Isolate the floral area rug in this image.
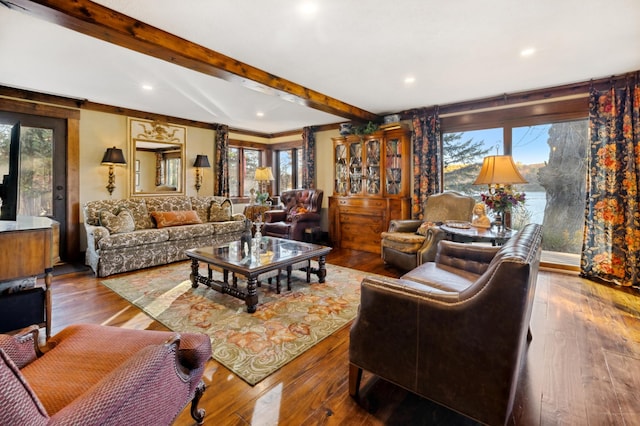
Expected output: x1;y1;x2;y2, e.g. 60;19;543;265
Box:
100;261;367;385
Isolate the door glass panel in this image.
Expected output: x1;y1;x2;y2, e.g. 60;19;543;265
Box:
0;125;53;216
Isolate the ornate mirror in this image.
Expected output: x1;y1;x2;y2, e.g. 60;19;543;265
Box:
129;118;186;195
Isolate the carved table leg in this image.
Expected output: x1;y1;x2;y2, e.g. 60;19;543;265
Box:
190;259;199;288
318;255;327;283
246;276;259;313
287;265;293;291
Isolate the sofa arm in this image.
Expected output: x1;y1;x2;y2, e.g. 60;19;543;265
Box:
50;336;206;425
84;223;110;248
0;325;41;368
388;219;423;233
231;213;246;222
435;240;500;275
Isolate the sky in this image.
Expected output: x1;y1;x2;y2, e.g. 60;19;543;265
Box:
455;125;552;164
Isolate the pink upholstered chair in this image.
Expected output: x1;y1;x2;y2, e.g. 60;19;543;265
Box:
0;324;212;425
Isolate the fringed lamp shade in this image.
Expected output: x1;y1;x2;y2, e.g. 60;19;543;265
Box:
254;166;275;182
473;155;527;187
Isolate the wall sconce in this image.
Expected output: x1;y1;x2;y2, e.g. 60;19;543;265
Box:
193;154;211;194
473;155;527;192
254;166;275;195
101;146;126;197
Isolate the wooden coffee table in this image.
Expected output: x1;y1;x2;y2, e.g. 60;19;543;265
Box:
185;236;332;313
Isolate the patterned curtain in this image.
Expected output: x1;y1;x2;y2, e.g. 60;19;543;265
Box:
302;126;316;189
411;111;441;219
215;124;229;197
581;76;640;288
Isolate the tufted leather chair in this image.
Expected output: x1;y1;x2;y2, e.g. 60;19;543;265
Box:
262;189;323;241
380;191;475;271
350;223;543;425
0;324;212;425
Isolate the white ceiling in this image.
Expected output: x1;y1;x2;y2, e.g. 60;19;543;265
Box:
1;0;639;134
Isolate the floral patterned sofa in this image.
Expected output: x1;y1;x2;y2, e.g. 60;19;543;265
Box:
84;196;250;277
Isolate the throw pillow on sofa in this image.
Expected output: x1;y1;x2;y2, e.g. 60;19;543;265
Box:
151;210;203;228
99;209;136;234
209;199;232;222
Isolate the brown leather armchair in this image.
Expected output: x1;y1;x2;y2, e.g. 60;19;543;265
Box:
262;189;323;241
381;191;475;271
1;324;212;425
350;223;543;425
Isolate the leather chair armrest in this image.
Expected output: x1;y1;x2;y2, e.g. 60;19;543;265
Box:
388;219;423;233
0;325;41;368
436;240;501;275
263;210;287;223
289;212;320;223
416;227;447;265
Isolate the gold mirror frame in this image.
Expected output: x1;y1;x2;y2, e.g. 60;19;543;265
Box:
129;118;186;196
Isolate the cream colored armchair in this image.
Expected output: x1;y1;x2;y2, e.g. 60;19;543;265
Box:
380;192;475;271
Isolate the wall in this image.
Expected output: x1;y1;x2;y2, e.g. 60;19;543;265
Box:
78;109;217;250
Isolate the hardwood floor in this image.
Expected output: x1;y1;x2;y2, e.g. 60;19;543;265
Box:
47;249;640;425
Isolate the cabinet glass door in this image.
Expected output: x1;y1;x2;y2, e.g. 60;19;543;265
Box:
348;141;363;195
385;137;402;194
335;143;347;195
365;138;381;195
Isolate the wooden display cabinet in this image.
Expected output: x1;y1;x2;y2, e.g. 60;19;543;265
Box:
329;127;411;254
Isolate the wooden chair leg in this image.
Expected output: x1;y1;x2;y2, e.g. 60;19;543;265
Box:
349;363;363;398
190;380;206;425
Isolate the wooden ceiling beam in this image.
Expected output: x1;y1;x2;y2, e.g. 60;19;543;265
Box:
7;0;379;123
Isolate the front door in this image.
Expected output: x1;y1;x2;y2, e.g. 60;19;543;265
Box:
0;113;67;259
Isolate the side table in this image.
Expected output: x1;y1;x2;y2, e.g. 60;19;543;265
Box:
440;224;515;246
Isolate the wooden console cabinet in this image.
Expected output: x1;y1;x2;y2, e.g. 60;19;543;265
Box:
329;127;411;254
0;216;55;339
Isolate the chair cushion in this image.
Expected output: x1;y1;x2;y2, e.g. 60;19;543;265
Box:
381;232;425;253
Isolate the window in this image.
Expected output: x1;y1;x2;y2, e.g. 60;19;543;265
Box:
442;115;588;264
275;147;303;193
228;146;262;197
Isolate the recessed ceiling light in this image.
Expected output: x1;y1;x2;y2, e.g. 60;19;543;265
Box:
298;2;318;17
256;111;264;118
141;84;153;91
520;48;536;57
404;76;416;85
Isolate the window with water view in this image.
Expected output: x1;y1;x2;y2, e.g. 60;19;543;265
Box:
443;118;588;264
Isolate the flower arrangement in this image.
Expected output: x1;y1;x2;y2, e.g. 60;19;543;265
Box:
481;187;526;214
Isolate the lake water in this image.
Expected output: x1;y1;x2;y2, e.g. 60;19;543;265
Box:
522;191;546;224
